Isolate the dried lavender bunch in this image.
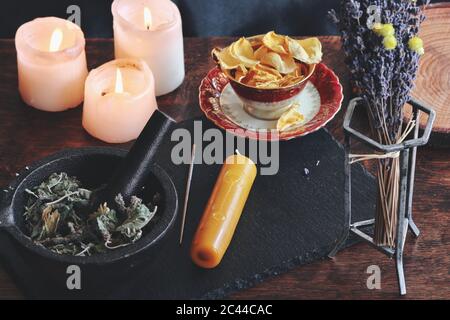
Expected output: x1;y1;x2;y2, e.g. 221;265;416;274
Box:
330;0;427;143
330;0;428;247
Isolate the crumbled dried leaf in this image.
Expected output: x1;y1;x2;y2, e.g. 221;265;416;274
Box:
24;172;158;256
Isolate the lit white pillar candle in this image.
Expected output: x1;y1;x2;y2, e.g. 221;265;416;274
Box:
15;17;88;111
112;0;185;96
82;58;158;143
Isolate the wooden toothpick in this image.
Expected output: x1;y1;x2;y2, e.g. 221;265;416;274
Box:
179;144;196;245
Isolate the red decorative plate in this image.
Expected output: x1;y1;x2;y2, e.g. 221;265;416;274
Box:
198;63;344;141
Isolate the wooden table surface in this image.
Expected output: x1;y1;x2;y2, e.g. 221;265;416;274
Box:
0;36;448;300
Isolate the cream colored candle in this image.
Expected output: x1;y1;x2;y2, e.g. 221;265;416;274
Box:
82;58;157;143
15;17;88;111
112;0;185;96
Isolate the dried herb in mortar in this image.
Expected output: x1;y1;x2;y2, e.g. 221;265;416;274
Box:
24;172;158;256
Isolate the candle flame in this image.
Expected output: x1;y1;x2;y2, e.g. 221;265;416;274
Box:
115;68;124;94
49;28;63;52
144;7;152;30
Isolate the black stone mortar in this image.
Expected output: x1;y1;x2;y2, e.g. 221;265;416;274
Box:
0;111;178;288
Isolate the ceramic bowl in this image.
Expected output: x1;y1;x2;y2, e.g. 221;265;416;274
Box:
214;35;316;120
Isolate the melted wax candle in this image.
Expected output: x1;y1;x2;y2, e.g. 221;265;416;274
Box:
15;17;88;111
112;0;185;96
82;58;157;143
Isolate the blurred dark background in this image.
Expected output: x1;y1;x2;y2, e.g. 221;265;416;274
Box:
0;0;446;38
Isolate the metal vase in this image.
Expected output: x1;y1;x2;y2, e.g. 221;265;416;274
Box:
328;97;436;295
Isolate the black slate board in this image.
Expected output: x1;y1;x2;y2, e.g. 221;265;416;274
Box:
0;117;375;299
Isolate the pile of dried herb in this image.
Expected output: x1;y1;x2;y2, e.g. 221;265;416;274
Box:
24;172;158;256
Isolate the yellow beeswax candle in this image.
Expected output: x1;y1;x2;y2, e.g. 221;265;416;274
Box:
191;154;257;268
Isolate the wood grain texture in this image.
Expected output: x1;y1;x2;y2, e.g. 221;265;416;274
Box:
0;36;448;300
409;3;450;134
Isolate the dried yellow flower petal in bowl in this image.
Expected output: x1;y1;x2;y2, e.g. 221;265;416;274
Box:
212;31;322;120
276;103;305;131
